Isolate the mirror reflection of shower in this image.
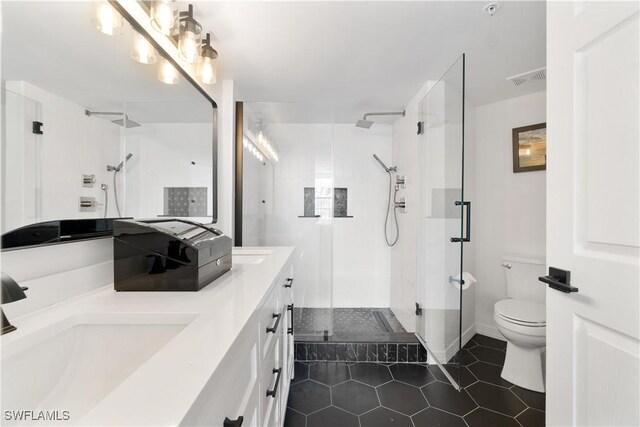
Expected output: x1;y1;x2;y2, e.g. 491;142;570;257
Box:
372;153;403;247
108;153;133;218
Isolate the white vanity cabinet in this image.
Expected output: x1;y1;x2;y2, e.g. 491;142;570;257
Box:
181;260;294;427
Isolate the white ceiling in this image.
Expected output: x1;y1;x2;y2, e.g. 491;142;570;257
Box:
197;1;546;123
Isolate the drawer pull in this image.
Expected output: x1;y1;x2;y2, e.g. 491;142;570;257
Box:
283;277;294;288
266;313;281;334
266;368;282;398
287;304;294;335
223;416;243;427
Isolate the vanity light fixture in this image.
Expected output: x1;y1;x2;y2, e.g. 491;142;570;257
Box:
132;31;157;64
150;0;179;36
158;58;180;84
178;4;202;64
197;33;218;85
91;1;123;36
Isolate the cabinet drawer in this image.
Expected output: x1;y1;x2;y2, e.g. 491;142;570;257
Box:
180;318;260;426
260;285;281;359
262;332;282;427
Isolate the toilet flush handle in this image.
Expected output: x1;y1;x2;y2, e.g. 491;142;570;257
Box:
501;263;512;269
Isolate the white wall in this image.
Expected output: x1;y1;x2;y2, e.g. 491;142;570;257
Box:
124;123;213;219
474;90;546;339
332;124;392;307
216;80;235;236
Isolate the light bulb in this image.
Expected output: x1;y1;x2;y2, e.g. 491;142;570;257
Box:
158;59;180;84
150;0;178;35
92;2;123;36
197;56;216;85
132;32;157;64
179;30;200;64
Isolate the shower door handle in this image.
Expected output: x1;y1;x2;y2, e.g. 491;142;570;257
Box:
450;201;471;243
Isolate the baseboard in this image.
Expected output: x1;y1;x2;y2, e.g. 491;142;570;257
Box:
423;323;477;363
475;323;506;341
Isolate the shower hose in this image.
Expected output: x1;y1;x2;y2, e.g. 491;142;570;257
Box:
384;170;400;246
113;170;123;218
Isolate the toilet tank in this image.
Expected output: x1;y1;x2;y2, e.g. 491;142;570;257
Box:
502;255;546;303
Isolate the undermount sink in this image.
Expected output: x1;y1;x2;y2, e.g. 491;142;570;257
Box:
233;249;272;264
1;313;196;425
233;254;266;264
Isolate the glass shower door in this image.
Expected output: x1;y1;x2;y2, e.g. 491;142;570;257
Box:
416;54;467;389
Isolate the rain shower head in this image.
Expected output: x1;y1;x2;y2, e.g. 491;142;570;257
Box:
111;117;141;128
355;110;406;129
85;110;141;128
356;119;374;129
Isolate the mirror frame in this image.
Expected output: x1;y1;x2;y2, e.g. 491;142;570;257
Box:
1;1;218;251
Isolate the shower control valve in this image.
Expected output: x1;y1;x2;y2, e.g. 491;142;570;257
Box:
396;175;406;188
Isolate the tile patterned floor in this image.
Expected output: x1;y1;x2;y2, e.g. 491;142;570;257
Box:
285;334;545;427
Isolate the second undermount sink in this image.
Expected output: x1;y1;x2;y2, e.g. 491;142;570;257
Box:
1;313;196;425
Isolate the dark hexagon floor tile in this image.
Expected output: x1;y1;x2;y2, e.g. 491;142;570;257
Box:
473;334;507;350
469;345;506;366
466;382;526;417
360;407;413;427
467;361;513;388
284;408;306;427
349;363;392;386
332;380;379;415
429;364;477;387
287;380;331;415
292;362;309;384
309;362;350;386
463;339;478;350
378;381;428;416
516;408;545;427
511;386;545;411
389;363;435;387
449;349;479;367
464;408;521;427
412;407;467;427
307;406;359;427
421;381;478;416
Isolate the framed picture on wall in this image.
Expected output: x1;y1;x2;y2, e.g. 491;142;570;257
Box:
512;122;547;173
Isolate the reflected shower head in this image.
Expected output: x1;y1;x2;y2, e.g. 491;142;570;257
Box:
85;110;141;128
355;110;406;129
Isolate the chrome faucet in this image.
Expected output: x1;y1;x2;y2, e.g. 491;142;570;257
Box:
1;272;28;335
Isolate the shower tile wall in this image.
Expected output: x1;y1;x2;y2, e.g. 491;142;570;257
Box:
163;187;207;216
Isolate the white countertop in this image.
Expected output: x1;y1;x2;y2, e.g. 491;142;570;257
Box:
1;247;294;426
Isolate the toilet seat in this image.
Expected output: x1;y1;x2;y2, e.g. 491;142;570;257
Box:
495;299;545;327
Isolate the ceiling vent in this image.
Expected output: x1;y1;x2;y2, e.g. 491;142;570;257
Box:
506;67;546;87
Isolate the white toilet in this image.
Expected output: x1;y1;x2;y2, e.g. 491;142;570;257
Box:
494;255;546;393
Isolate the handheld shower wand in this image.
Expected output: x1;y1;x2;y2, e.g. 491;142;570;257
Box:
108;153;133;217
373;154;400;246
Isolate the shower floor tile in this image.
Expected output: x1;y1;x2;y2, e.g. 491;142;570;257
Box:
294;307;407;335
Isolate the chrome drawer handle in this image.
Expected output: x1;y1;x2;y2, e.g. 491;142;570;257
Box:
266;313;281;334
266;368;282;398
283;277;294;288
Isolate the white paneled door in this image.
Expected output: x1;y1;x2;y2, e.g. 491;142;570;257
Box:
547;2;639;426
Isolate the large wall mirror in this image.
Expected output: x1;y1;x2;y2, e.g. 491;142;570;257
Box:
1;1;217;250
